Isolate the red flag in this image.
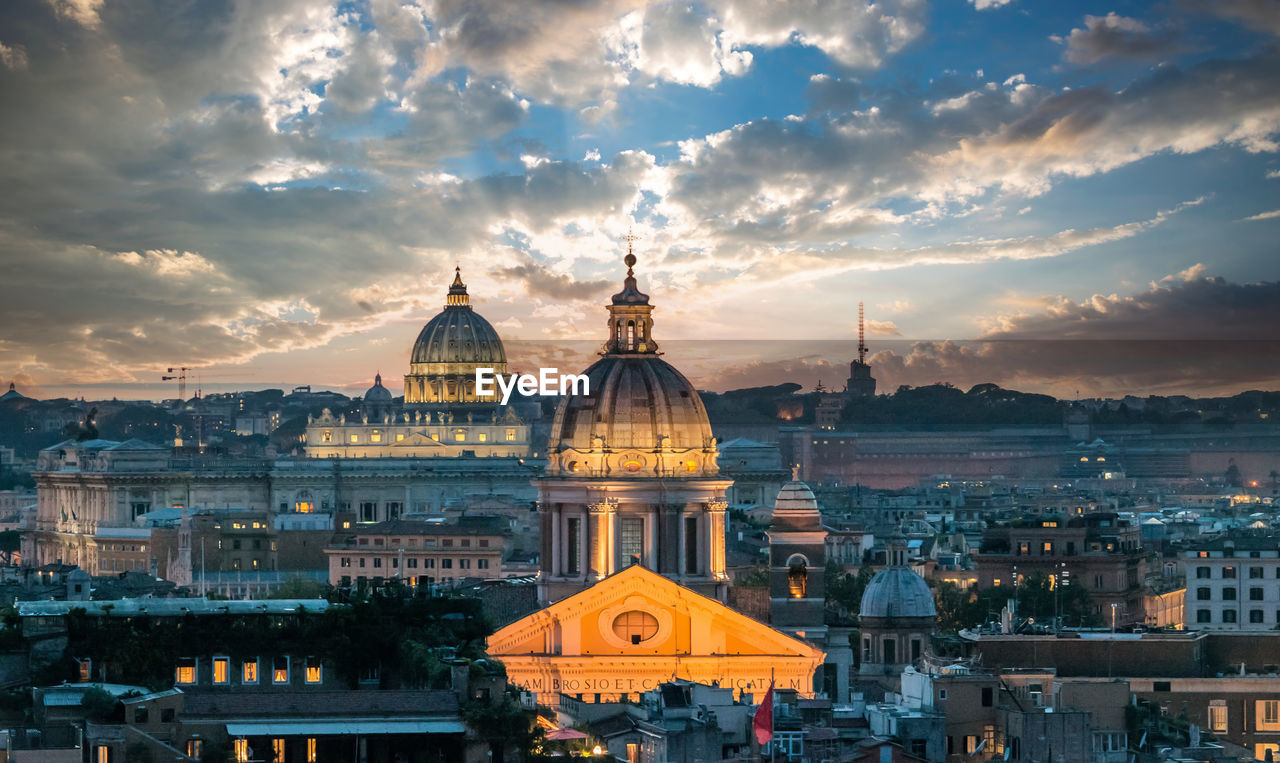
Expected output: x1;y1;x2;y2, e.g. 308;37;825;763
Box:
753;683;774;745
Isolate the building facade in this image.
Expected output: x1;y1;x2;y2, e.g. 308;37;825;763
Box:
1183;533;1280;631
324;518;507;588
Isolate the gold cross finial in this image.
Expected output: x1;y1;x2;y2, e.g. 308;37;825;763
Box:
623;226;640;275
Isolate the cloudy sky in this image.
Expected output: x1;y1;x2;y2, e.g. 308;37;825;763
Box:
1;0;1278;400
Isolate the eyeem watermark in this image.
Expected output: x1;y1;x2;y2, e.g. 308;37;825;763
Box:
476;368;589;405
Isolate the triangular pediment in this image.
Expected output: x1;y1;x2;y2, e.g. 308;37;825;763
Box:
488;565;823;661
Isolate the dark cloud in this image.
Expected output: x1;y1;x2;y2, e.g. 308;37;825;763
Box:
1056;14;1185;66
1180;0;1280;36
689;274;1280;397
982;270;1280;341
497;263;615;301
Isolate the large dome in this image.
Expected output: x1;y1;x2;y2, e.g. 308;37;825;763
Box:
544;249;718;478
409;270;506;366
404;268;509;405
859;567;937;620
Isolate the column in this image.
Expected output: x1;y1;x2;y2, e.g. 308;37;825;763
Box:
608;510;621;576
676;505;686;579
707;499;727;581
577;508;588;580
550;504;562;577
646;507;659;570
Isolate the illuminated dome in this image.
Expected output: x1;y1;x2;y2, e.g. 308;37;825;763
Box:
546;250;718;478
409;268;506;366
769;477;823;531
404;268;508;405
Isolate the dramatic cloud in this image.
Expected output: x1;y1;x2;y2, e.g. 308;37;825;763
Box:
0;0;1274;397
1054;14;1184;65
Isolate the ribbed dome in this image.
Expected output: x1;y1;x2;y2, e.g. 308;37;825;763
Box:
859;567;937;620
770;480;822;531
544;246;719;478
410;308;506;365
550;355;714;452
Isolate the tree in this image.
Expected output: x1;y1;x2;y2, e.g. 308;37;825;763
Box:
80;686;120;722
827;564;875;616
1224;462;1242;487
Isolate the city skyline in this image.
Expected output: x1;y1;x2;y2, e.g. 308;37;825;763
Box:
1;0;1279;400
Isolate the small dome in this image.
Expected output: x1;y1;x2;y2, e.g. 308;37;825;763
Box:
769;479;822;531
364;373;393;402
409;268;506;367
859;567;937;620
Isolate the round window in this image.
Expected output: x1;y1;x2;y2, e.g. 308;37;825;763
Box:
612;611;659;645
623;459;642;472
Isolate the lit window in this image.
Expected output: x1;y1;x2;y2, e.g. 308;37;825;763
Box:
234;739;249;762
1258;700;1280;731
370;431;382;443
993;578;1002;587
506;429;516;441
212;657;229;685
307;737;318;762
305;656;322;684
1209;701;1227;732
321;431;332;443
187;740;203;757
349;434;358;443
431;433;439;441
685;460;697;472
175;658;196;685
294;501;313;513
477;432;487;442
242;659;258;684
454;432;465;442
396;433;404;442
272;656;289;684
96;746;110;763
273;739;285;761
78;658;92;682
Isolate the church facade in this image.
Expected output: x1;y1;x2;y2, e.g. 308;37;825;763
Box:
487;565;824;708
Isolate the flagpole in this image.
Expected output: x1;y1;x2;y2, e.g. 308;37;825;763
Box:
770;668;776;763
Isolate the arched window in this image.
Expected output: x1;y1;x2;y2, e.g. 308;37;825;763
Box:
787;556;808;599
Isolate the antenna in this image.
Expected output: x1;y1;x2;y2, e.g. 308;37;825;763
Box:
857;302;867;365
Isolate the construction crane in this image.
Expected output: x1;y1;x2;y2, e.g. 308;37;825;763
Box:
163;367;191;401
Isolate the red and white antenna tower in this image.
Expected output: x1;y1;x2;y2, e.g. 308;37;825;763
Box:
857;302;868;365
